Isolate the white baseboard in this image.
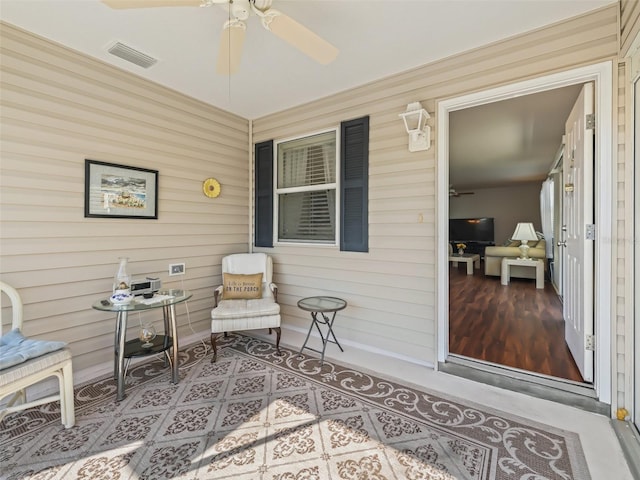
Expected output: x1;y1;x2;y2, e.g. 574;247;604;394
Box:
4;327;431;406
2;331;210;406
251;323;434;369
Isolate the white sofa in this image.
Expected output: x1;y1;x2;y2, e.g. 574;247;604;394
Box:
484;239;546;279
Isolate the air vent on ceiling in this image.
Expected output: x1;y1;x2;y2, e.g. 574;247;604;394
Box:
107;42;157;69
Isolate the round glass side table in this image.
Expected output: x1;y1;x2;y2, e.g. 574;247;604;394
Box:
297;296;347;365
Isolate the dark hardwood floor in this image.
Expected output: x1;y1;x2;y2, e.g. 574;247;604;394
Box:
449;262;585;383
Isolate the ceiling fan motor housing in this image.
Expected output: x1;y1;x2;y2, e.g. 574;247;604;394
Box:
231;0;251;20
251;0;273;12
225;0;273;21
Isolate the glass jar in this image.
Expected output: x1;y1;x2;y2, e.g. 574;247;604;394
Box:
113;257;131;293
139;322;157;348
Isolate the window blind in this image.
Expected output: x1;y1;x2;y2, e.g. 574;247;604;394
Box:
277;130;337;243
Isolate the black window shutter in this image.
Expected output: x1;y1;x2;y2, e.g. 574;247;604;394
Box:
340;116;369;252
255;140;274;248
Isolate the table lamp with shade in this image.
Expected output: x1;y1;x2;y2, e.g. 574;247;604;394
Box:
511;222;538;259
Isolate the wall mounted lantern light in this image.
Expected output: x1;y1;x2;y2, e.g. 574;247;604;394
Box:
399;101;431;152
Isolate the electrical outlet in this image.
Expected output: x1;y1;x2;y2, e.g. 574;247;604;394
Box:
169;263;185;276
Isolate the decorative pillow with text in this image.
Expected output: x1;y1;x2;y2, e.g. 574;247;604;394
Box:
223;272;263;299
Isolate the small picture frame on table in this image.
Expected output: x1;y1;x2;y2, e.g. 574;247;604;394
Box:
84;159;158;219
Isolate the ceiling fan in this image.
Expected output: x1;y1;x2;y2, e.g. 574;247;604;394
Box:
449;186;475;197
101;0;339;75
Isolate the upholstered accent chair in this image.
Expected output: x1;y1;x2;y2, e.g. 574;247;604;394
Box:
210;253;281;362
0;281;75;428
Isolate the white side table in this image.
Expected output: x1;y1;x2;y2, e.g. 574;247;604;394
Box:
501;258;544;289
449;253;481;275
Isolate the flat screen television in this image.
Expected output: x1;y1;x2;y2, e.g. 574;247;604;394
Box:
449;217;495;243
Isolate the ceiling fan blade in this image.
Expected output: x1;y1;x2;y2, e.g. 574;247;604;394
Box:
216;21;246;75
101;0;202;8
262;11;338;65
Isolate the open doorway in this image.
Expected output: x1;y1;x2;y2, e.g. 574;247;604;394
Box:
446;84;585;383
436;62;613;405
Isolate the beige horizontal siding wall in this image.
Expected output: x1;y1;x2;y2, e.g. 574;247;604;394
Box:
0;23;249;377
621;0;640;56
252;5;620;367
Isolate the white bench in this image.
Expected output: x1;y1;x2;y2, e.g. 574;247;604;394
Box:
0;282;75;428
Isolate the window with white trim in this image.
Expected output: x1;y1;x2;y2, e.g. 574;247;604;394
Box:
275;130;338;244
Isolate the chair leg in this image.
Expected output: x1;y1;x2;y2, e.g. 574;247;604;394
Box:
274;327;282;356
60;362;75;428
6;389;26;408
210;333;218;363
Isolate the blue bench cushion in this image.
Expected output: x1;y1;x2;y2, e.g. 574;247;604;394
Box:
0;328;67;370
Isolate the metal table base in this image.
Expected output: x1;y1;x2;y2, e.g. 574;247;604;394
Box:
93;290;191;401
299;310;344;365
297;296;347;365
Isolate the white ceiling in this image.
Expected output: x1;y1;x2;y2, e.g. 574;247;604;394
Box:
0;0;613;120
0;0;614;189
449;84;583;190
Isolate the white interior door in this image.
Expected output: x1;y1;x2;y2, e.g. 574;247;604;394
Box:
562;83;594;382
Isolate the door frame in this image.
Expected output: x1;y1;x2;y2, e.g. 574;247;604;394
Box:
630;47;640;430
435;61;613;405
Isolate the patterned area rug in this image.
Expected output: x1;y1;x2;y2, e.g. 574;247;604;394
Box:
1;334;591;480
